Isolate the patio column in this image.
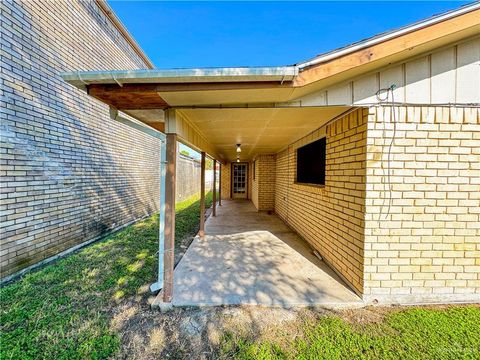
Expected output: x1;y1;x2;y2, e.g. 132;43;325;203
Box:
219;163;222;206
199;151;206;237
213;159;217;216
163;133;177;303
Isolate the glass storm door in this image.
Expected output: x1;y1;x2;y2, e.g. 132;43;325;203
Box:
232;163;248;199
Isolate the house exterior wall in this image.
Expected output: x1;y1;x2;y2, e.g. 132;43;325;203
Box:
221;161;253;200
0;0;159;279
252;160;259;208
275;108;368;294
248;161;253;200
220;163;231;200
252;154;276;211
363;105;480;303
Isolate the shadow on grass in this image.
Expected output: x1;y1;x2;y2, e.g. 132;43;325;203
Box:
0;191;215;359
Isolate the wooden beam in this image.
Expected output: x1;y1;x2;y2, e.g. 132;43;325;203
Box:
199;152;206;237
146;122;165;133
163;134;177;303
213;160;217;217
88;81;292;94
88;85;169;110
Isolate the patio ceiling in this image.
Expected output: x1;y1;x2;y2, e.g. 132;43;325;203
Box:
179;107;351;161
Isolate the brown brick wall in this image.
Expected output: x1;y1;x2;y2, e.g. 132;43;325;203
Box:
252;154;276;211
0;0;159;279
275;109;368;294
363;106;480;303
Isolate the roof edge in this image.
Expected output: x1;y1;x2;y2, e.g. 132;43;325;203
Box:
95;0;155;69
297;1;480;69
60;67;298;88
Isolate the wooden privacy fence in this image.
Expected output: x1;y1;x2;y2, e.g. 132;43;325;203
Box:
176;154;213;202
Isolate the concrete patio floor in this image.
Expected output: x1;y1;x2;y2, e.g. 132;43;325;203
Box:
160;200;363;308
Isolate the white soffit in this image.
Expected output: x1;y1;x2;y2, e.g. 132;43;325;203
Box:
180;106;351;161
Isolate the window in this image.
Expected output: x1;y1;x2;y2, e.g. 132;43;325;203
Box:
296;137;326;185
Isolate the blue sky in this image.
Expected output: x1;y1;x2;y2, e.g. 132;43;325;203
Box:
108;1;468;69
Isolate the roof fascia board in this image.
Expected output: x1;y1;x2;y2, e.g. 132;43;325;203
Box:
294;8;480;87
297;2;480;69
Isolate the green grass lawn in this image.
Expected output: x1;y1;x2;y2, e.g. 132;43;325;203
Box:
0;191;213;359
1;190;479;359
221;306;480;360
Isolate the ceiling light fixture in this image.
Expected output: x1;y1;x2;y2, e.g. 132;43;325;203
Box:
236;144;242;153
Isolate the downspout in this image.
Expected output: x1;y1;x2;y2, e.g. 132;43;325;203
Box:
108;107;167;293
150;138;166;293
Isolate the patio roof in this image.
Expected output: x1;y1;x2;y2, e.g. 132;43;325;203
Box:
60;3;479;161
62;3;479;106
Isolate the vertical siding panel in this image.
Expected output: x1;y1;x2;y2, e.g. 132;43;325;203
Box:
327;83;351;105
299;90;327;106
431;47;456;103
379;65;405;102
353;73;379;104
456;38;480;103
405;56;431;103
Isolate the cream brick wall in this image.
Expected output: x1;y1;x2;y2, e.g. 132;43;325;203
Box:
364;106;480;303
252;160;259;208
221;162;253;200
275;109;368;294
0;0;159;278
252;155;276;211
220;162;231;200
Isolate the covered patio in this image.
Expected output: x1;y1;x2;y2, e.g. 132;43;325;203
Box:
61;66;366;306
161;199;362;307
59;11;480;305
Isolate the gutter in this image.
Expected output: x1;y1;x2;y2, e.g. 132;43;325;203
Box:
95;0;155;69
61;66;298;89
297;1;480;69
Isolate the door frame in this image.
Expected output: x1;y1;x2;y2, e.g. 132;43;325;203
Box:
230;162;249;199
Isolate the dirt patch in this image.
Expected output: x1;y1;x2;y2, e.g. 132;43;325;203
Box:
110;299;479;360
112;304;310;359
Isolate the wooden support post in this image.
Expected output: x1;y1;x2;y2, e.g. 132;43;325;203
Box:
163;134;177;303
219;163;222;206
212;160;217;216
199;152;206;237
